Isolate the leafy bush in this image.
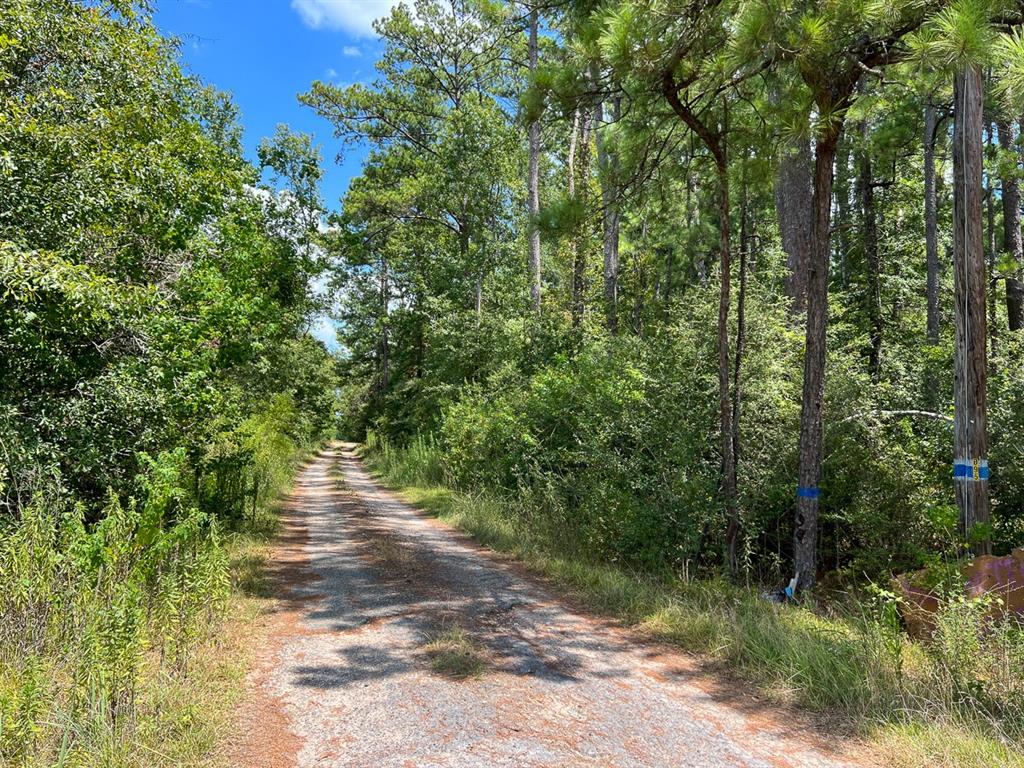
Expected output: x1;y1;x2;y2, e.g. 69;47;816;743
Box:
0;3;340;763
429;281;996;580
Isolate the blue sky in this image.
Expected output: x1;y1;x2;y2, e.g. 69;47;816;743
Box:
155;1;406;349
154;0;400;208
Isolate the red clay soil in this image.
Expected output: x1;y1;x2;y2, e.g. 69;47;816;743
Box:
227;473;319;768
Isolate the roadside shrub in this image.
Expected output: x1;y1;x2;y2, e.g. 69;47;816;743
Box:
365;431;445;487
0;453;229;765
364;431;1024;755
919;595;1024;740
431;279;1014;580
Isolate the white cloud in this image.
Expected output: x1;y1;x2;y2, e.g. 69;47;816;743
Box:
291;0;399;36
309;273;341;350
326;67;338;79
342;45;362;57
310;316;339;350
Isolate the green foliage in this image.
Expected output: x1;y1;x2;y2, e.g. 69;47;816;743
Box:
423;274;994;580
326;0;1024;758
366;435;1024;758
926;0;999;70
1;0;340;510
0;2;340;762
441;334;718;568
8;0;1024;762
994;27;1024;105
0;404;317;763
0;468;228;764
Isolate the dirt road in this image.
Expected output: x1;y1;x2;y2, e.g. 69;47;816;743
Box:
230;444;872;768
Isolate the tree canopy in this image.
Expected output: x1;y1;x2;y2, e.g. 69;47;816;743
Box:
324;0;1024;586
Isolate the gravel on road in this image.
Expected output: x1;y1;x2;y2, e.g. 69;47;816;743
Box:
230;444;875;768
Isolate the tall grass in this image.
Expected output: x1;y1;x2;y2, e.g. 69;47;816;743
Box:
0;481;227;765
364;431;445;487
362;433;1024;768
0;419;315;766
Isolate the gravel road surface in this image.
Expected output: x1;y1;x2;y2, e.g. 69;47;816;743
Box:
230;444;873;768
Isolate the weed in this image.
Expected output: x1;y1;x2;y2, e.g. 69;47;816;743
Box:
369;534;414;567
423;626;486;679
0;437;315;766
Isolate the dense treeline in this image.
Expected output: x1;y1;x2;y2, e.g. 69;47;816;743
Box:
3;0;1024;763
0;2;338;763
325;0;1024;588
320;0;1024;757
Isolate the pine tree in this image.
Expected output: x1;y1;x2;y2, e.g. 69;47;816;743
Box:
734;0;931;590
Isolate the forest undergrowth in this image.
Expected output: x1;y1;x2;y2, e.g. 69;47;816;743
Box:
363;434;1024;768
1;3;341;763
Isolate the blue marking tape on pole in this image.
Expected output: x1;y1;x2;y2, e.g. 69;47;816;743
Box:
953;458;989;481
796;486;821;499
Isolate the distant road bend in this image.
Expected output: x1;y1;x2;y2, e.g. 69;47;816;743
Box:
231;443;873;768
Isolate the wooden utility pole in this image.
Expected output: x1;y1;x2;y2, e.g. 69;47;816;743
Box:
952;65;991;555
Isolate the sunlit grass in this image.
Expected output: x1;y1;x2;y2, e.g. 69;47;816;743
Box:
2;526;275;768
361;437;1024;768
423;626;486;680
872;722;1024;768
0;438;314;768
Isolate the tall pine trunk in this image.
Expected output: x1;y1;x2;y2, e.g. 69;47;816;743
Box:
570;108;589;334
858;107;882;380
661;74;739;574
1001;117;1024;331
594;87;621;333
987;120;998;356
662;248;675;315
377;254;391;395
775;128;813;314
835;136;852;290
527;7;541;311
715;162;739;575
952;65;991;556
793;124;840;592
733;172;749;496
925;103;941;347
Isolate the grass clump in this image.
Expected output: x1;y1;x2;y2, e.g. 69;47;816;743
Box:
362;434;1024;768
423;626;486;680
872;722;1024;768
369;533;415;567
